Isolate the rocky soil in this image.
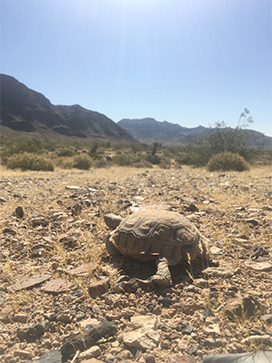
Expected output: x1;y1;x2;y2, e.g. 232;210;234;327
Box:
0;166;271;363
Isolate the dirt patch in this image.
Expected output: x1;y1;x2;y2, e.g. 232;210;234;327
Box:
0;166;271;362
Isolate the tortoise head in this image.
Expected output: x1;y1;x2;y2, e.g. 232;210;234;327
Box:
104;213;124;230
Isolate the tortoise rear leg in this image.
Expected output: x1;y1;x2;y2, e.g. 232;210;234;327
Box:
150;256;172;286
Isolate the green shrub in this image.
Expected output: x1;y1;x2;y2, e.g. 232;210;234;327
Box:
133;160;153;168
73;154;93;170
207;152;250;172
1;139;44;157
112;154;132;166
146;154;161;165
54;157;74;169
57;148;75;157
94;159;108;168
6;152;54;171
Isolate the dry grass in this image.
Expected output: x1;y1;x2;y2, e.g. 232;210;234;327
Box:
0;165;271;361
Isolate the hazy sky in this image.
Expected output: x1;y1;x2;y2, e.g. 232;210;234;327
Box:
1;0;272;136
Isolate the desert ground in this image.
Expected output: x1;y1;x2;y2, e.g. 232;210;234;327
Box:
0;165;271;363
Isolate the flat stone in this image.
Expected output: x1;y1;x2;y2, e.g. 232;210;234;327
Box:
203;351;272;363
12;273;51;291
41;278;74;294
14;350;32;359
13;313;28;323
61;320;117;359
203;266;235;278
203;324;221;336
123;328;160;350
130;314;158;330
116;350;134;360
80;318;100;329
122;314;159;350
241;335;272;345
2;227;16;235
173;300;204;315
0;305;13;322
79;345;101;360
65;186;80;190
210;246;223;256
244;261;272;272
88;278;110;298
32;349;62;363
30;217;48;227
261;314;272;324
225;295;264;320
69;263;96;276
0;292;7;305
246;218;259;226
167;356;192;363
194;278;209;288
15;206;24;218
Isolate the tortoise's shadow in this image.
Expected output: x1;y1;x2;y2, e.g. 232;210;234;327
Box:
109;255;206;287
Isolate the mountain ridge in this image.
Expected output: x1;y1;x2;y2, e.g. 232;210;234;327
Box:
1;74;271;149
118;118;272;149
0;74;135;142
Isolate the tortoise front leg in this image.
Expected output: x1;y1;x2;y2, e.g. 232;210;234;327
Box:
151;256;172;286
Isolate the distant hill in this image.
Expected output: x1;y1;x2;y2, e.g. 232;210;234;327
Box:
118;118;272;149
0;74;136;143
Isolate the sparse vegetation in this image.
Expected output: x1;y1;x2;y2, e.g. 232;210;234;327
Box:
6;152;54;171
73;154;93;170
0;165;271;362
0;110;270;173
207;151;250;172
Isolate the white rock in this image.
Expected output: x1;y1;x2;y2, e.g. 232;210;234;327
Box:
123;328;160;350
130;314;158;330
79;345;101;359
122;314;160;350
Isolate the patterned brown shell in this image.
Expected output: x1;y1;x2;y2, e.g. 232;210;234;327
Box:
109;209;206;265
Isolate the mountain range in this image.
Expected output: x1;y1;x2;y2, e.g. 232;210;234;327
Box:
118;118;209;145
0;74;135;142
118;118;272;149
1;74;271;149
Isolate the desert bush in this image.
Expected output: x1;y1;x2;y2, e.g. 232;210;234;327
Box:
182;109;258;167
73;154;93;169
207;152;250;171
133;160;153;168
131;143;148;153
6;152;54;171
112;154;132;166
159;161;171;169
57;148;75;157
94;159;108;168
1;138;44;157
54;157;74;169
146;154;161;165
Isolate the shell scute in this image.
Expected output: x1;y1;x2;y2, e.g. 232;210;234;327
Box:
110;210;207;264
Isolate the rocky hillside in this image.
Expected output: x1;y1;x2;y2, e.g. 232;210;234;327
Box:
118;118;272;149
0;74;135;143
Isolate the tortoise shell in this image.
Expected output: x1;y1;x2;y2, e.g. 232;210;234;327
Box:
109;209;207;265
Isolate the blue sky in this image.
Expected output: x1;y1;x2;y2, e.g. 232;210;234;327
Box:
1;0;272;136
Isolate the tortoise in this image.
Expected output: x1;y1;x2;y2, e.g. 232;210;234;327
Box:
104;209;208;286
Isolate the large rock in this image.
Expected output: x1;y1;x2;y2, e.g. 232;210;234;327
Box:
32;350;62;363
61;320;117;359
203;351;272;363
225;295;265;320
122;314;160;350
